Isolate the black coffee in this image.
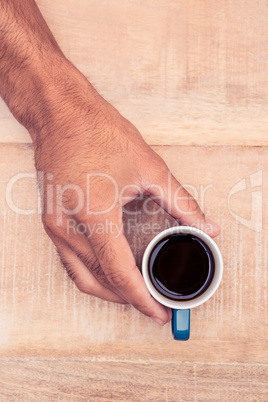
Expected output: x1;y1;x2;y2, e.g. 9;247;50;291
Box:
149;234;214;301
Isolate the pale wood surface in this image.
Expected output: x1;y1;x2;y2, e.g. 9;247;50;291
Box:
1;0;268;400
0;144;268;400
0;360;267;401
1;0;268;145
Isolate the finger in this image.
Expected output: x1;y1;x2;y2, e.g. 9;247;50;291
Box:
46;228;126;304
148;170;221;238
83;210;171;325
44;215;126;295
65;219;172;324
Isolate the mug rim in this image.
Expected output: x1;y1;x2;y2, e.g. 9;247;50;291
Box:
142;226;223;309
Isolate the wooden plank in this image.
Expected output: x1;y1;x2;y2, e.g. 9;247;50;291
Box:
0;360;267;401
1;0;268;145
0;144;267;365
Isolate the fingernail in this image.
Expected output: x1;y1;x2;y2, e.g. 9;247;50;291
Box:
151;317;166;326
205;217;221;235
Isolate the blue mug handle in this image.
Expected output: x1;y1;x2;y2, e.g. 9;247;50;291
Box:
172;309;191;341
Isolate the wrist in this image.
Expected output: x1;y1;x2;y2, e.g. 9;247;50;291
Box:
6;53;99;139
0;0;101;142
0;46;67;128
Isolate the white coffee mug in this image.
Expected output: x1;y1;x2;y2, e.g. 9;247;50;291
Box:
142;226;223;340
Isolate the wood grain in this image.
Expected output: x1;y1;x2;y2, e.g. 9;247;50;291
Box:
1;0;268;145
0;144;267;367
1;1;268;398
0;360;267;401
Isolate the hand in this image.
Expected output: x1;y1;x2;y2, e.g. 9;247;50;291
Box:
30;63;220;326
0;0;220;325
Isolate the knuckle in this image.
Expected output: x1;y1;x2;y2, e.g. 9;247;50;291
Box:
105;269;129;289
129;287;152;311
74;280;91;294
132;300;150;313
150;157;169;181
184;195;200;214
75;208;90;223
97;242;110;260
176;187;201;215
95;240;115;263
60;187;81;211
140;151;169;187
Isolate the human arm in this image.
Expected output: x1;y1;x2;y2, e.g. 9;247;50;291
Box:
0;0;220;325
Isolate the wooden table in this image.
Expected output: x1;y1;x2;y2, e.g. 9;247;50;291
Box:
0;1;267;400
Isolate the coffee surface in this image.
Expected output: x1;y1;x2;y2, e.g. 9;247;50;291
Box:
149;234;214;301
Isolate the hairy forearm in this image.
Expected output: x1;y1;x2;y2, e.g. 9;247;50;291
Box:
0;0;62;126
0;0;95;138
